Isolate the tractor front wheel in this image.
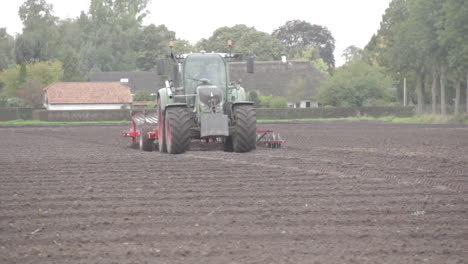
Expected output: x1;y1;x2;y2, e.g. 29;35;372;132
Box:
232;105;256;153
165;107;194;154
158;99;167;153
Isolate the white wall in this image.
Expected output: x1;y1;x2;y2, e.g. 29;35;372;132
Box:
46;104;131;110
299;100;318;108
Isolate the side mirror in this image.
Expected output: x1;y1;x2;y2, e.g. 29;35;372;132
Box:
246;56;254;73
156;59;165;75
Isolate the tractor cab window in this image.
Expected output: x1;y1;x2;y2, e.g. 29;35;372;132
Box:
183;54;227;95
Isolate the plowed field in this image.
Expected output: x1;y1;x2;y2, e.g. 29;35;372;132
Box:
1;121;467;263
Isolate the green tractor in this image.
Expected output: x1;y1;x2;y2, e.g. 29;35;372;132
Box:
153;42;256;154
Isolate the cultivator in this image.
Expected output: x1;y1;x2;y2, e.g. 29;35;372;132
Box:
123;110;285;151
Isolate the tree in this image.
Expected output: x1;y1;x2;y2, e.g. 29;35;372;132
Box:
0;60;63;97
136;24;175;71
342;46;363;64
16;0;59;63
439;0;468;113
17;79;44;108
172;39;193;54
318;61;394;107
79;0;151;72
0;28;15;71
27;60;63;86
62;51;84;81
292;44;330;75
273;20;336;68
196;25;283;61
0;66;22;97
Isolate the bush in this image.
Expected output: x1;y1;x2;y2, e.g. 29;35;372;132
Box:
258;95;287;108
318;61;394;107
133;90;156;101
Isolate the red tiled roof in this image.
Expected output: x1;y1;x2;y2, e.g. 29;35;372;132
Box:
44;82;132;104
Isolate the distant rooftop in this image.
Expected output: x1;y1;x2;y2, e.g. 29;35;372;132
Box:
44;82;132;104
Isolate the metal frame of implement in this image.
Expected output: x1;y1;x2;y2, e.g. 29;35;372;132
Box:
123;110;285;149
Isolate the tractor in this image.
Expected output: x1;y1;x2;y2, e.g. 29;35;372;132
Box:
144;41;256;154
123;41;284;154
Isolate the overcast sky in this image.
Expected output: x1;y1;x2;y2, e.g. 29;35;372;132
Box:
0;0;391;66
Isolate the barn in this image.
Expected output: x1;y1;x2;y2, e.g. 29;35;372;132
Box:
43;82;132;110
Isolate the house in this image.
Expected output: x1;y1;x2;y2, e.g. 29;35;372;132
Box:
288;100;319;108
43;82;132;110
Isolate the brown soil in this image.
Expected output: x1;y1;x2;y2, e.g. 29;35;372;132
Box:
1;121;467;263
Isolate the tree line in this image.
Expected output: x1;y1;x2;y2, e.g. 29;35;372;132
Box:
0;0;336;107
364;0;467;114
1;0;465;114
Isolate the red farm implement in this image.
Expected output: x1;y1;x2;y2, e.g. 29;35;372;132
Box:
123;110;285;152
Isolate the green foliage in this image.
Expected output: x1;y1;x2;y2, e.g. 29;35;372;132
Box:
19;64;27;85
62;51;84;81
16;0;59;64
27;60;63;86
136;24;176;71
311;59;330;76
133;90;156;101
248;91;259;106
273;20;336;68
258;95;287;108
172;39;193;54
17;79;44;108
365;0;468;113
0;60;63;98
292;45;330;75
318;61;394;107
0;28;14;71
0;66;22;97
439;0;468;75
342;46;364;64
196;25;283;61
78;0;152;72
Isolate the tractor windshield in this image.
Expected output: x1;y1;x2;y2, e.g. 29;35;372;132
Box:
183;54;227;95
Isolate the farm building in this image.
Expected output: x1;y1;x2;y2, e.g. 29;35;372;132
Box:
90;60;324;108
90;72;162;95
43;82;132;110
229;60;324;108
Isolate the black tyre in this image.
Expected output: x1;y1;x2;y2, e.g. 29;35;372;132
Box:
158;99;167;153
139;125;154;151
223;136;233;152
165;107;194;154
232;105;257;153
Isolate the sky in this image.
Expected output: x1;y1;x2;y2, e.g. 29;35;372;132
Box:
0;0;391;66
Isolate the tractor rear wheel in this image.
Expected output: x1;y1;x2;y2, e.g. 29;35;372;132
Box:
139;125;154;151
158;99;167;153
165;107;194;154
232;105;256;153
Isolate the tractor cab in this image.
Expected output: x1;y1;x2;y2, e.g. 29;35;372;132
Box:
182;54;228;110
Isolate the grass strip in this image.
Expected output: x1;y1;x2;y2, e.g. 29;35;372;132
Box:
1;114;467;126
